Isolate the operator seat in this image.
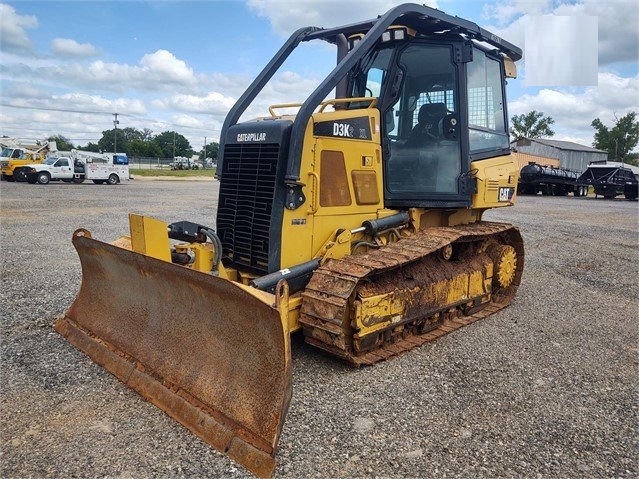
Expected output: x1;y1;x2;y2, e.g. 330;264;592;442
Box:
406;102;447;147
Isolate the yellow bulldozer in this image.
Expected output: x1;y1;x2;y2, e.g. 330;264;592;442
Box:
56;4;524;477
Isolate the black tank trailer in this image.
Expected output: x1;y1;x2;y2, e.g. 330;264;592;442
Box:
518;162;589;196
577;162;639;200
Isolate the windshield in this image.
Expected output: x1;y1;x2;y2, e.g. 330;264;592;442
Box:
1;148;14;157
44;157;58;165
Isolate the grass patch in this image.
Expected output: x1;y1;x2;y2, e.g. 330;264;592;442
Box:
130;168;216;177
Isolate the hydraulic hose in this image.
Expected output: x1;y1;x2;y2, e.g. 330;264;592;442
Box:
201;227;223;272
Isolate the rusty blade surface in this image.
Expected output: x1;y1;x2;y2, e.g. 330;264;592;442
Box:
55;232;291;477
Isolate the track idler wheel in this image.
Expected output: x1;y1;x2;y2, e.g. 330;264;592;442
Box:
488;244;517;288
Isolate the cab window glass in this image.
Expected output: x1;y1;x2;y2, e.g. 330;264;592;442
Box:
383;44;461;195
467;49;508;153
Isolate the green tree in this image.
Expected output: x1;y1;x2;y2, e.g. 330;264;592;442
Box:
47;134;74;151
80;142;101;153
510;110;555;140
591;112;639;166
140;128;154;141
96;127;150;155
97;128;120;154
199;141;219;160
127;139;148;157
153;131;193;158
128;139;163;158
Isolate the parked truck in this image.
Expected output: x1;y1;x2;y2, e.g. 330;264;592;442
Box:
25;151;130;185
0;139;57;181
518;162;589;196
171;156;199;170
577;161;639;200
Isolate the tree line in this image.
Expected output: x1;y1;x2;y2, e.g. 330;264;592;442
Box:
510;110;638;166
48;128;219;160
46;110;637;165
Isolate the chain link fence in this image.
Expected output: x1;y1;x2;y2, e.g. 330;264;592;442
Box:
128;157;216;170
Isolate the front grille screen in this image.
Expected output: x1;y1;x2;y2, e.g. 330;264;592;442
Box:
217;143;279;274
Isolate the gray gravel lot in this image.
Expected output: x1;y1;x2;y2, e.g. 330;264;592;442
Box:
1;179;637;478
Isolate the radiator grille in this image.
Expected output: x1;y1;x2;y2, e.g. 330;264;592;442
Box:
217;143;279;274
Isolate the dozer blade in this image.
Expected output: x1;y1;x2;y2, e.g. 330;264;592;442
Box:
55;230;291;478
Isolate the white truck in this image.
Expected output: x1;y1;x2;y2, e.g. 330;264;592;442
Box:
25;151;130;185
0;139;57;181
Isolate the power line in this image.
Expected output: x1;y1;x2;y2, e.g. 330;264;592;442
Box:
1;104;219;133
0;103;135;116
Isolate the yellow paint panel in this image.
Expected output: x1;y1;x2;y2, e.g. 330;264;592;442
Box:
355;290;407;331
468;269;487;298
320;151;351;207
471;155;520;209
354;265;494;338
352;170;380;204
129;214;171;262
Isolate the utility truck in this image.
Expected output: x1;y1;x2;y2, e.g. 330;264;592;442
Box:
25;150;129;185
0;139;57;181
171;156;199;170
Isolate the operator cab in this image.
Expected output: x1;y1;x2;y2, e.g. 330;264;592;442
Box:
347;28;512;208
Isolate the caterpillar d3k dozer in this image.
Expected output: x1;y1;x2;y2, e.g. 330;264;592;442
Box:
55;4;524;477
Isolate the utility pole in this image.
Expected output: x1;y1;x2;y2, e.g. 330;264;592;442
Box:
113;113;119;154
204;136;207;161
173;131;176;159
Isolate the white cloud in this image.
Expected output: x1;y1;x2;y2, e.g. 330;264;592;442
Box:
5;93;147;117
483;0;638;66
153;91;236;115
553;0;639;65
3;49;200;94
0;3;38;54
171;114;206;129
51;38;99;58
1;92;148;143
55;93;147;115
150;70;324;126
482;0;552;25
77;50;197;89
509;72;639;146
140;50;196;84
246;0;438;36
3;82;49;99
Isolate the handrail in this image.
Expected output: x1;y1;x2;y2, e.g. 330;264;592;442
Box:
318;97;377;113
268;103;304;117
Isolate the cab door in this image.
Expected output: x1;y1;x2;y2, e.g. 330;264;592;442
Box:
53;158;73;179
378;42;467;208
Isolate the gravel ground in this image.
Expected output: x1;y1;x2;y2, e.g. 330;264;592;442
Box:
1;179;637;478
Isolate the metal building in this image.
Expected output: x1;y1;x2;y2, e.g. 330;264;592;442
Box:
511;138;608;173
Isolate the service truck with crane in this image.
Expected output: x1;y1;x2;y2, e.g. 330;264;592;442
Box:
24;150;129;185
0;139;57;181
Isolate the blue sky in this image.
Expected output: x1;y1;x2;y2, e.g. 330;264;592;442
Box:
1;0;637;152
